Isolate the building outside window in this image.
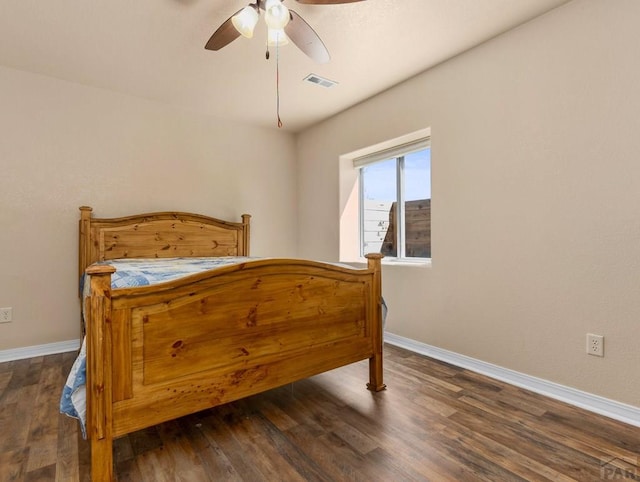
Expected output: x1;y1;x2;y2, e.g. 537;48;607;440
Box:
356;138;431;260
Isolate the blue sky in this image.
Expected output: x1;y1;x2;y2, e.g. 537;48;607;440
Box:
363;148;431;201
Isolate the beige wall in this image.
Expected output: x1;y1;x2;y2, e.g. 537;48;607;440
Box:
296;0;640;407
0;66;297;350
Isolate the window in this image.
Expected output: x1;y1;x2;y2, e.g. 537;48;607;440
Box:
356;138;431;260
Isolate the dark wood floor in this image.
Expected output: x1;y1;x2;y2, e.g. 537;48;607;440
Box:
1;345;639;481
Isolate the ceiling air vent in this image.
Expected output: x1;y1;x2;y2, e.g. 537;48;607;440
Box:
303;74;338;89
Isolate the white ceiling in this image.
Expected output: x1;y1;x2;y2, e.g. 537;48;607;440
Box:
0;0;571;132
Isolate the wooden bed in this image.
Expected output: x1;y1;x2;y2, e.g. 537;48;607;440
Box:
77;206;385;481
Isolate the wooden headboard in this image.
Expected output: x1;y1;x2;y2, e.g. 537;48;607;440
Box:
78;206;251;282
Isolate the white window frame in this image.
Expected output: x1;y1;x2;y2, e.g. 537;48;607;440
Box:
355;137;431;261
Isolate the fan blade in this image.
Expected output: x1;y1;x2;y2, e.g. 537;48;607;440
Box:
285;10;330;63
295;0;365;4
205;9;243;51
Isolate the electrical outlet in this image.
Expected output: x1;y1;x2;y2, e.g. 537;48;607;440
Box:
586;333;604;357
0;307;12;323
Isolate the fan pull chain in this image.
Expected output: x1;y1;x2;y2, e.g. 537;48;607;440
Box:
276;38;283;128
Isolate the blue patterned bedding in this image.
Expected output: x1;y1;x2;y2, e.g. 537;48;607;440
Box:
60;256;253;436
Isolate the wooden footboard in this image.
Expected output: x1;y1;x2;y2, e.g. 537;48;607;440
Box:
79;207;385;481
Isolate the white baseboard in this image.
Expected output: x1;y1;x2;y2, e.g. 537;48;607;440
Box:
385;332;640;428
0;339;80;363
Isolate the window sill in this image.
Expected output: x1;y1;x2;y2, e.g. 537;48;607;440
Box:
381;258;431;267
341;258;431;268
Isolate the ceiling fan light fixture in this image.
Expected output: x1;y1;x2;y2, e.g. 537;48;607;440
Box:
264;0;290;30
267;28;289;47
231;5;260;38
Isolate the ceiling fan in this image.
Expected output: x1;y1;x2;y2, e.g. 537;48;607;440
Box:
205;0;366;64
